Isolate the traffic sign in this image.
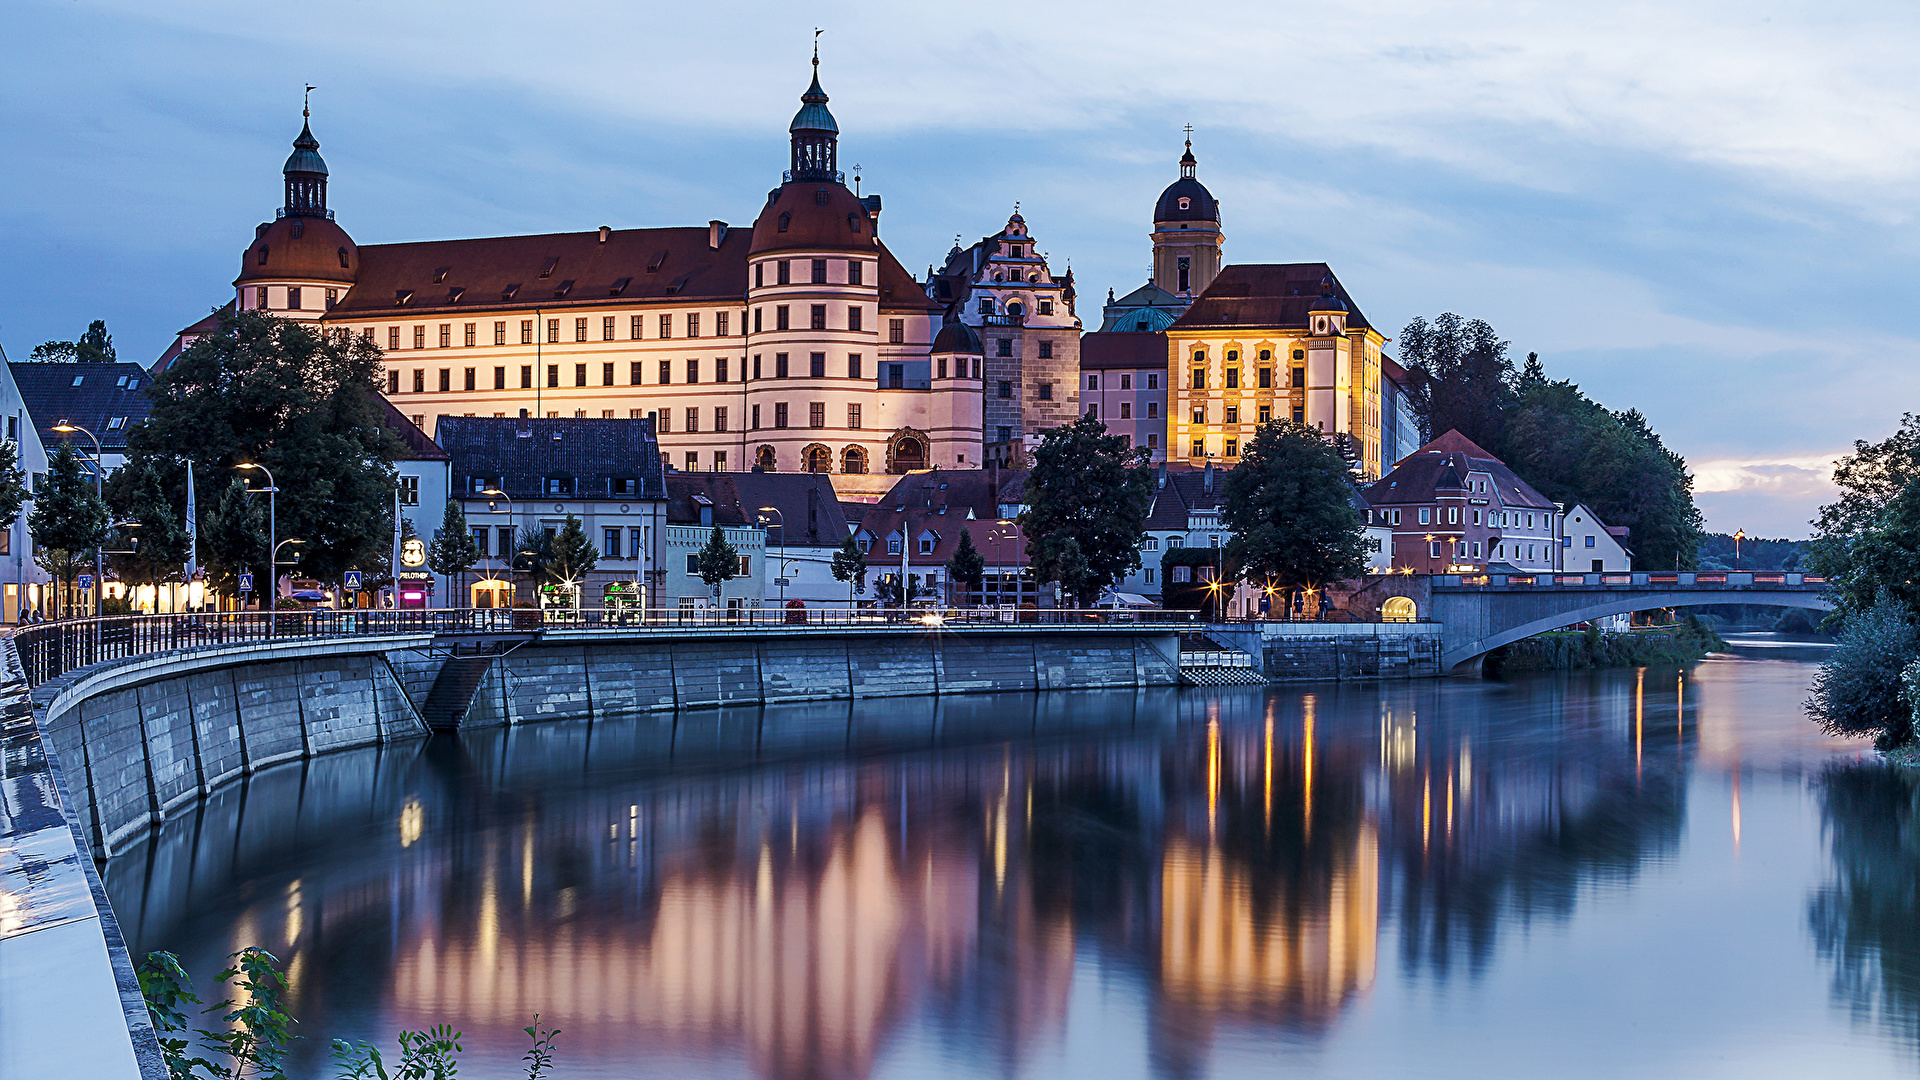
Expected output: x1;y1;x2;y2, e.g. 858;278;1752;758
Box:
77;574;92;590
238;573;254;593
773;577;791;588
344;571;363;590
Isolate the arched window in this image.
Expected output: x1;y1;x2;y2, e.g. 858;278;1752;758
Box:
842;445;868;474
778;212;791;233
804;444;832;473
1382;596;1418;622
756;445;777;472
890;436;926;474
1007;301;1024;319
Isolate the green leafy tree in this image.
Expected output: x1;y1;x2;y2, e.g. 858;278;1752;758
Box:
124;307;400;585
1807;596;1920;750
1399;313;1515;448
1809;414;1920;621
946;529;985;605
1222;420;1369;611
426;498;479;607
514;524;553;583
545;514;599;585
1020;414;1154;606
694;526;739;590
0;437;28;538
201;476;267;599
831;534;867;601
28;442;107;616
27;320;116;363
104;457;191;596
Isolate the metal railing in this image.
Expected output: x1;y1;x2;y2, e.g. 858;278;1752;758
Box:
7;607;1223;688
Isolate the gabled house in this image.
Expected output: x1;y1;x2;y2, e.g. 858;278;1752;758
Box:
854;469;1031;606
1362;430;1560;574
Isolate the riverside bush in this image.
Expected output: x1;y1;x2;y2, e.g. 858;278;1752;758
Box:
1807;597;1920;750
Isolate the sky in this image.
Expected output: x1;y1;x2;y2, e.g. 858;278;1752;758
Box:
5;0;1917;538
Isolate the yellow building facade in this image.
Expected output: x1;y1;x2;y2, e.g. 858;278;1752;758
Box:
1165;264;1388;479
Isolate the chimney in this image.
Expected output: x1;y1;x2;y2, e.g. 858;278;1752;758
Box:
1203;460;1214;494
598;225;610;243
709;220;728;249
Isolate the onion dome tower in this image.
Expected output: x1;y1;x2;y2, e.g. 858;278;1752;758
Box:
1151;132;1223;299
235;94;357;319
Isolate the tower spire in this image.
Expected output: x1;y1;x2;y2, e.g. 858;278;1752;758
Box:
1180;124;1197;180
788;36;840;182
283;88;330;218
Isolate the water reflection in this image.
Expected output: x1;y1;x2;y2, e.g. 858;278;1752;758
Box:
109;674;1718;1079
1811;760;1920;1050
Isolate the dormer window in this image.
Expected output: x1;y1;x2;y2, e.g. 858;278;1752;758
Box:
116;376;127;388
1178;197;1191;211
778;213;790;232
847;213;862;233
338;247;350;268
257;246;269;265
70;376;83;387
538;257;558;279
107;417;125;431
290;220;304;239
432;267;450;284
815;188;830;206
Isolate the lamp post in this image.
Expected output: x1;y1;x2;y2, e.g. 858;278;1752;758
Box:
236;463;278;612
758;505;785;608
51;420;104;617
1734;528;1745;567
994;517;1022;608
482;488;515;609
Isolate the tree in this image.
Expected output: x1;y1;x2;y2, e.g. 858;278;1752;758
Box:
831;534;867;602
426;498;479;607
28;320;116;363
946;529;984;605
545;515;598;585
1021;414;1155;606
0;437;28;539
104;457;190;599
201;476;266;599
1222;420;1369;612
694;526;739;590
1399;313;1515;448
1809;414;1920;621
1807;596;1920;750
28;443;108;616
125;308;400;584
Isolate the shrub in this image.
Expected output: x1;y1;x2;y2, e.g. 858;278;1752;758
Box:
1807;597;1920;750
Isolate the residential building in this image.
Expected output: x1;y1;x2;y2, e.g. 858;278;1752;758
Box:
1379;356;1423;470
668;471;852;607
663;474;766;612
926;211;1082;456
853;469;1031;606
0;364;52;620
1360;430;1560;574
434;416;668;608
1078;331;1167;461
11;362;155;474
1167;265;1389;479
1562;502;1632;572
165;59;978;486
1125;464;1228;601
382;400;453;605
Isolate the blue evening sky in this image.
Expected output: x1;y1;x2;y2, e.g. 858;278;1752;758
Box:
4;0;1916;538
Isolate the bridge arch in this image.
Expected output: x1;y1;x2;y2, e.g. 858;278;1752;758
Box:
1435;589;1832;673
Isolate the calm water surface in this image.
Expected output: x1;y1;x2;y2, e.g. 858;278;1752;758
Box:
107;640;1920;1079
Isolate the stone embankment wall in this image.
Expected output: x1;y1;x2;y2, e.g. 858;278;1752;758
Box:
1207;622;1444;680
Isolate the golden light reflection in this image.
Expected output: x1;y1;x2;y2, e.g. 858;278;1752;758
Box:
284;880;301;947
1732;770;1743;856
399;798;424;848
1207;718;1221;837
1635;668;1645;780
1264;710;1274;833
1303;695;1316;842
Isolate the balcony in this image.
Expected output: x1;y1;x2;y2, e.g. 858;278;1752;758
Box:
982;314;1024;327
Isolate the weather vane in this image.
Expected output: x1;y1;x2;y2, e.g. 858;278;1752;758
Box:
304;84;316;117
852;162;862;196
813;28;822;65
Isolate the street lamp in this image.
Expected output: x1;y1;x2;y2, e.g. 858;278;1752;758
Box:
994;517;1023;607
1734;528;1745;566
758;505;785;607
236;463;278;611
51;420;104;617
482;488;515;609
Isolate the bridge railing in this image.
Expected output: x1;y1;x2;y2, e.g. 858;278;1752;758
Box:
8;607;1216;688
1434;571;1826;588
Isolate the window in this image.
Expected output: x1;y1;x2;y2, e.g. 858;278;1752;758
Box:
753;308;763;333
998;380;1012;399
538;318;554;344
388;326;401;350
1192;368;1206;389
812;259;827;284
777;260;791;285
1038;299;1053;316
1191;404;1205;424
688;313;701;338
463;367;476;391
847;403;862;428
753;355;762;379
470;527;490;557
1292;404;1305;423
463;323;476;347
848;261;863;285
521;365;534;389
889;319;904;344
1148;402;1159;419
997;339;1012;357
630;526;646;554
602;527;622;559
1257;404;1271;423
1120;402;1131;419
774;402;789;428
386;370;399;394
1449;507;1459;524
521;320;534;345
1038;340;1054;360
685;407;699;433
1225;368;1239;389
887;536;903;555
1177;257;1190;292
810;352;826;378
398;476;419;506
545;364;558;388
574;363;587;387
737;555;751;576
685;452;699;472
809;402;826;428
684;359;699;384
755;263;765;289
412;369;425;393
1292;366;1306;387
1147;373;1159;390
1148;433;1158;449
848;354;862;379
657;410;670;432
413;325;426;349
848;306;862;332
751;404;761;429
716;312;729;336
1086;404;1098;420
659;360;672;384
1191;438;1205;458
978;298;993;315
1585;535;1596;548
600;361;613;386
937;357;948;379
1224;405;1239;424
1038;382;1053;400
715;407;728;432
1431;541;1443;559
1294;349;1306;360
289;287;303;310
919;535;935;556
776;353;790;378
687;553;701;574
776;306;790;331
1224;438;1238;457
716;357;730;383
1419;508;1432;525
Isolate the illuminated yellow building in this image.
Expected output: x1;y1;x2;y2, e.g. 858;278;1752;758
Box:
1165;264;1388;478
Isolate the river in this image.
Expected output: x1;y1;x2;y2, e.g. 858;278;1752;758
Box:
105;638;1920;1079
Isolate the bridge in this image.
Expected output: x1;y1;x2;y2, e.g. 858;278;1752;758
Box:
1427;570;1831;673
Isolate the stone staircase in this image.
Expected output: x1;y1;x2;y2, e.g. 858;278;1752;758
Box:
1177;632;1268;686
419;656;495;733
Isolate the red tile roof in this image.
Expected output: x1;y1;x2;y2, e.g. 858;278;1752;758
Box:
1362;429;1555;510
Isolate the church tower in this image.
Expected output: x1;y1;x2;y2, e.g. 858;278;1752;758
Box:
234;95;358;324
1150;135;1222;299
